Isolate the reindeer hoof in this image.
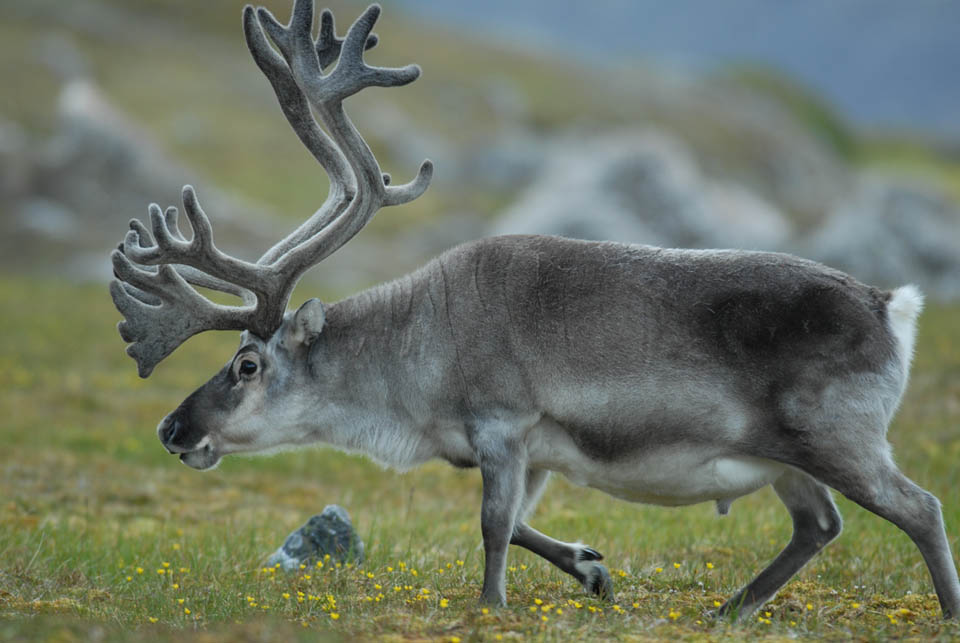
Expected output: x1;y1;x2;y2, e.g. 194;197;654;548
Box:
583;563;615;601
579;547;603;561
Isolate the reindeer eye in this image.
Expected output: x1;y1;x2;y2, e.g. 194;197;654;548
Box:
238;359;258;377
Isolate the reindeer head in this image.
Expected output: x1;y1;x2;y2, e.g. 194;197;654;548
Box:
109;1;431;468
156;299;329;470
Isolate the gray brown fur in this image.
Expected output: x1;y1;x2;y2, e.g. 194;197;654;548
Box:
110;1;960;621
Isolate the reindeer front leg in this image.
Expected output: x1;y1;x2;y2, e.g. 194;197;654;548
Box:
477;436;526;606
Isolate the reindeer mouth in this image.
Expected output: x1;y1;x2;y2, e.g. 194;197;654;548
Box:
178;440;221;471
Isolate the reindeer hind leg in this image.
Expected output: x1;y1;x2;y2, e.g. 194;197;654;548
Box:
719;469;842;619
510;468;615;600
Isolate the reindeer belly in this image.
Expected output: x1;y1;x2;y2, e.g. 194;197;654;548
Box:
586;453;785;505
526;420;785;506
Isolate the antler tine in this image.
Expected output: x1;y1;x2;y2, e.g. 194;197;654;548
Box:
120;218;254;304
109;262;252;378
243;4;358;267
316;8;378;71
123;188;275;293
243;5;350;190
250;3;432;279
121;186;287;335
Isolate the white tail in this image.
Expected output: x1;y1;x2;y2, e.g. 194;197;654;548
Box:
888;284;924;373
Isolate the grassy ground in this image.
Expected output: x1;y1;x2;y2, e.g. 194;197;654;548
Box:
1;276;960;641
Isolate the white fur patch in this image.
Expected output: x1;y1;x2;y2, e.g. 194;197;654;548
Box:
887;284;924;375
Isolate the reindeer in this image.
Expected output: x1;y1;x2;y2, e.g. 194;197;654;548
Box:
109;0;960;619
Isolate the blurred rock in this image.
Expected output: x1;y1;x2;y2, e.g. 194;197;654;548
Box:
267;505;364;571
492;129;792;251
0;79;277;281
804;174;960;299
37;33;90;80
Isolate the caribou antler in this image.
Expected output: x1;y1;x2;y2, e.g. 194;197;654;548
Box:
110;1;432;377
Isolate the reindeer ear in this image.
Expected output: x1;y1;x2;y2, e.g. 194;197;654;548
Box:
291;298;326;346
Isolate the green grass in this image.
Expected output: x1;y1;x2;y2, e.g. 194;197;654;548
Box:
1;276;960;641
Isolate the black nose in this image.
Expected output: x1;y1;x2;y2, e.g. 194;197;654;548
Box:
159;415;182;449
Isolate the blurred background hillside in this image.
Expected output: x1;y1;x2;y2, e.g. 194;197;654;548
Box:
2;0;959;299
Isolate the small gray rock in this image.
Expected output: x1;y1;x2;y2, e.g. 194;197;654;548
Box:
267;505;364;571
